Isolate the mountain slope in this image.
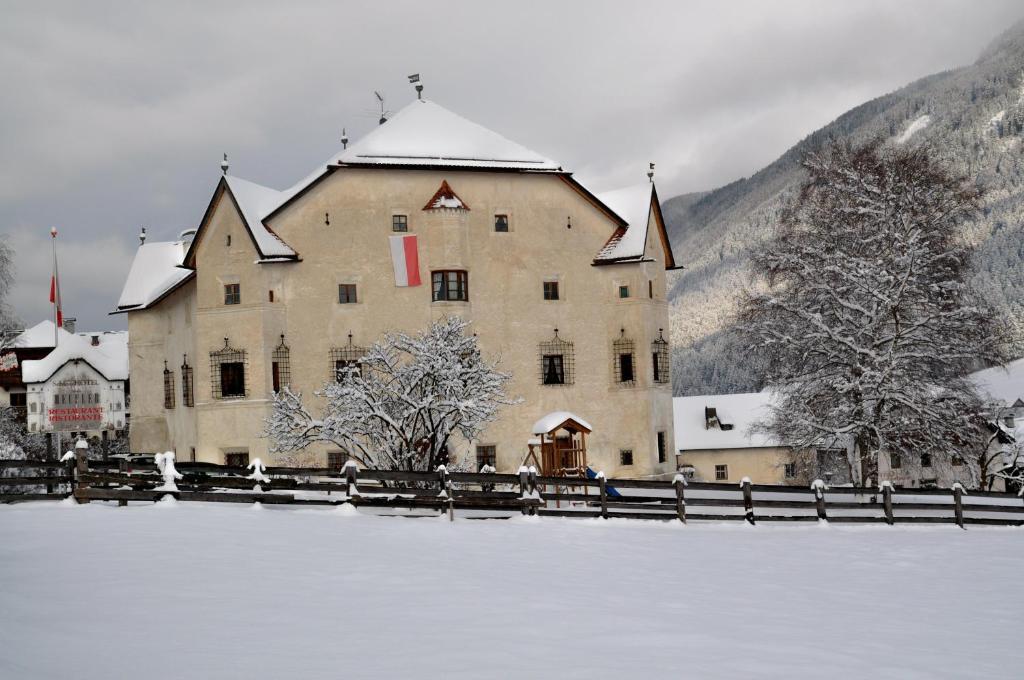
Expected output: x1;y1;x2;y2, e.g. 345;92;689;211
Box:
666;21;1024;396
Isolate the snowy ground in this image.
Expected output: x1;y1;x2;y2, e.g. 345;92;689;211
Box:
1;502;1021;679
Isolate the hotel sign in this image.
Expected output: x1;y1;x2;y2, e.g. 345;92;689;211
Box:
48;377;104;431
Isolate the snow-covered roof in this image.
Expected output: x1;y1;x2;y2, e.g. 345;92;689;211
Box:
673;392;781;451
224;175;296;258
21;329;129;383
532;411;593;435
116;240;193;311
336;99;562;171
14;320;61;349
594;183;654;262
970;358;1024;406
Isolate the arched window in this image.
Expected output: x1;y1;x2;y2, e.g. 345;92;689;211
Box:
272;335;290;393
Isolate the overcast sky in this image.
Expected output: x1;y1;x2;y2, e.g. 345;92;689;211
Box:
2;0;1021;332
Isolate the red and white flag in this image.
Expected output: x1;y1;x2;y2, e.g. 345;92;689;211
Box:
389;234;421;287
49;227;63;331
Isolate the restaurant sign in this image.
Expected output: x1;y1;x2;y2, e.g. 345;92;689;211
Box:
48;377;104;431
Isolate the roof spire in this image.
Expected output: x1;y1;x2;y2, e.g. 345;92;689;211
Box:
221;153;229;175
648;162;655;183
375;91;388;125
408;73;423;100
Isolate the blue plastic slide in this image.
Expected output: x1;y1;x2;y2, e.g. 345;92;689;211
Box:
585;467;622;497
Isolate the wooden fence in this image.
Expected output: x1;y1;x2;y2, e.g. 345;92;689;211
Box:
0;459;73;502
23;455;1022;528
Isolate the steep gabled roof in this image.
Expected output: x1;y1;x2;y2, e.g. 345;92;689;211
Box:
338;99;562;171
593;183;678;269
423;180;469;210
115;240;194;312
183;176;298;268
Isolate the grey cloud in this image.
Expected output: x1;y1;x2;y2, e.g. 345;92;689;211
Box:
1;0;1020;331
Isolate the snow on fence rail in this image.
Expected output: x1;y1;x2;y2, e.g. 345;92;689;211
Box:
21;453;1022;528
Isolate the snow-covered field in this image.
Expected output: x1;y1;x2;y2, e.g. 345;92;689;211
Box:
1;502;1021;679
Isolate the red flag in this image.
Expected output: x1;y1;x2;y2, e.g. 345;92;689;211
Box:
50;228;62;332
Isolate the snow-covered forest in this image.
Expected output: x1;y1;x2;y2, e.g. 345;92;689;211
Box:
667;20;1024;395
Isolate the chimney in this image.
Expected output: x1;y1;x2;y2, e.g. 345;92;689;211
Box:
62;317;76;334
91;335;100;346
139;227;147;245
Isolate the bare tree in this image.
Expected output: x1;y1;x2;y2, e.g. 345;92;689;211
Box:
740;141;1011;484
264;317;518;471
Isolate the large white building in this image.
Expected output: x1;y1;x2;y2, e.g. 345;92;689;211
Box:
116;98;680;476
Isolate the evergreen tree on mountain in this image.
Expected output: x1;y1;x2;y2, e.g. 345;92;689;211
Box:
739;141;1011;483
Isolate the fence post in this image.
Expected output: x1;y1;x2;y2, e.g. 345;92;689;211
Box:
880;481;894;525
527;466;539;517
598;471;608;519
811;479;828;521
740;477;755;525
673;474;687;524
437;465;454;521
519;466;529;516
74;445;90;504
952;482;965;530
343;461;360;501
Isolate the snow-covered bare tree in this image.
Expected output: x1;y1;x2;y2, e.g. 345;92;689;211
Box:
264;317;518;471
739;141;1012;485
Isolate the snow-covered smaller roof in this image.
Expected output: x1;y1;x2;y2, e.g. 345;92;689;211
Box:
673;392;781;451
116;240;192;311
594;183;654;262
21;330;129;383
970;358;1024;406
14;320;62;349
337;99;562;171
532;411;593;435
224;175;296;258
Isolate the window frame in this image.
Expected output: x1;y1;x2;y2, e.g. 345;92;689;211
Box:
338;283;358;304
476;445;497;470
224;283;241;305
543;280;560;301
784;462;797;479
494;214;509;233
619;449;634;466
431;270;469;302
715;464;729;481
392;214;408;232
657;431;667;464
618;285;630;299
163;365;175;409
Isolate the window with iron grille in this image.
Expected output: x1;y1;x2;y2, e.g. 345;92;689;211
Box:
210;339;247;399
181;357;194;407
784;462;797;479
392;214;408;232
494;214;509;232
476;445;497;470
613;331;635;385
224;283;240;305
715;464;729;481
657;431;667;464
225;451;249;467
338;284;357;304
431;270;468;301
330;334;366;382
652;330;670;384
543;281;559;300
272;336;290;393
327;451;349;469
539;330;574;385
163;363;175;409
620;449;634;466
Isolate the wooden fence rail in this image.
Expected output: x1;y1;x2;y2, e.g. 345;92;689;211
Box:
2;455;1002;528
